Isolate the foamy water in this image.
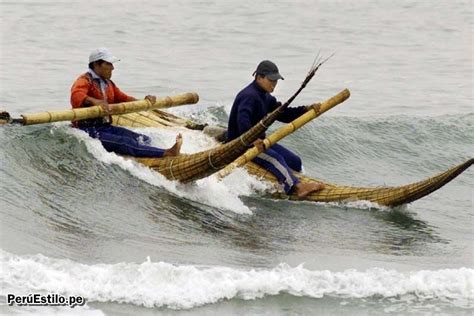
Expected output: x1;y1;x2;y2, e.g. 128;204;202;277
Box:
2;250;472;310
68;126;272;214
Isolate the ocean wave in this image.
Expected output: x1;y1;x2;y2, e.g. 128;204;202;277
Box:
1;250;472;310
1;113;471;215
1;124;272;215
285;113;474;185
302;113;473;163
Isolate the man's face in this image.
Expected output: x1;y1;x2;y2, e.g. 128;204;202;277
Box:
256;75;278;93
95;61;114;79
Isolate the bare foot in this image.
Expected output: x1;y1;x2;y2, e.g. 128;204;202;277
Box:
294;182;325;198
163;133;183;157
0;111;11;125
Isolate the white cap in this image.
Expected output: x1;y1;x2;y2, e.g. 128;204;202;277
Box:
89;48;120;63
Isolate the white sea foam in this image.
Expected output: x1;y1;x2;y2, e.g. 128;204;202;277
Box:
1;250;472;310
320;200;393;212
70;127;273;214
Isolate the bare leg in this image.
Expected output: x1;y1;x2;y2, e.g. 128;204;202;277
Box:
163;133;183;157
294;181;325;198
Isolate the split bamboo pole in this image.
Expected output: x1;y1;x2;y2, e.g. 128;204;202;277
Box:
18;92;199;126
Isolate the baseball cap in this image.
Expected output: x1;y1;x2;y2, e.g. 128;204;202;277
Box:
253;60;284;80
89;48;120;63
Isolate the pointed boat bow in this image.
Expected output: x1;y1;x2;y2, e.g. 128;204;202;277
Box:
248;159;473;206
373;158;473;206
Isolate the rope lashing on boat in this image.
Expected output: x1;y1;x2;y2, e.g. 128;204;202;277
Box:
168;159;176;180
239;135;250;147
208;150;219;170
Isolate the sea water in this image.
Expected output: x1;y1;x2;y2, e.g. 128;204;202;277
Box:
0;0;472;315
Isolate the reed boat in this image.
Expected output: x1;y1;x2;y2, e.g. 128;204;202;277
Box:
2;90;471;207
112;102;472;207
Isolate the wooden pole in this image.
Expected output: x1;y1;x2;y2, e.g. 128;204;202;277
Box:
17;92;199;126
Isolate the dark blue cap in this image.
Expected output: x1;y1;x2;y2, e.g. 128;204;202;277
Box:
253;60;284;80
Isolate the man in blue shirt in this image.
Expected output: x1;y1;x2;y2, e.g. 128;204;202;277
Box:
227;60;324;198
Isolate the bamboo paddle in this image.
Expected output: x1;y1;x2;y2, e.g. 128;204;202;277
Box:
2;92;199;126
217;88;350;179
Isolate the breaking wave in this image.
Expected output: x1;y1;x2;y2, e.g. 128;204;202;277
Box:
1;250;472;310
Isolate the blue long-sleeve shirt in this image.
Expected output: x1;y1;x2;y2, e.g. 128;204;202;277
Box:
227;80;308;141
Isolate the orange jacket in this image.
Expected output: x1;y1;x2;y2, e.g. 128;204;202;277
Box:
70;72;135;127
71;72;135;108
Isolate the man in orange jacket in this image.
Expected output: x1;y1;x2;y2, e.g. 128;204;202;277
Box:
71;48;182;157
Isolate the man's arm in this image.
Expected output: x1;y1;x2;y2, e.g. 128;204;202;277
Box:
267;95;308;123
112;84;136;103
70;77;92;108
278;104;308;123
71;77;111;113
236;97;255;135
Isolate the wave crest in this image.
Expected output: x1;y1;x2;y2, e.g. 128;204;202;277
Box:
1;251;472;310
